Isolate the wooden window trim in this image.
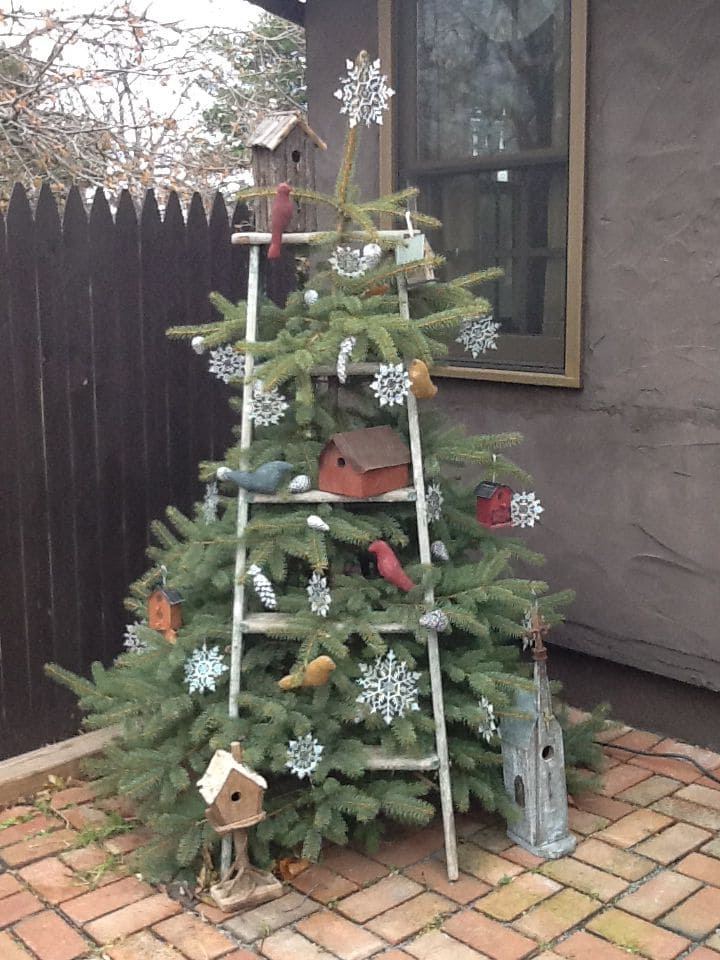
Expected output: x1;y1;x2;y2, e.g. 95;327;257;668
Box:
378;0;587;389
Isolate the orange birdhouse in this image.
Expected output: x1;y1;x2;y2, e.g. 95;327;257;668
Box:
147;587;183;643
475;481;513;529
318;426;410;498
197;747;267;834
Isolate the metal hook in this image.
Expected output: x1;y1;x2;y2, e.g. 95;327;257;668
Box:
160;564;168;588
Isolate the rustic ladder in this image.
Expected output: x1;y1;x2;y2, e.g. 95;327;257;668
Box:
224;231;458;880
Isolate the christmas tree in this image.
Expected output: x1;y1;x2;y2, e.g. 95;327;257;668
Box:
49;52;601;883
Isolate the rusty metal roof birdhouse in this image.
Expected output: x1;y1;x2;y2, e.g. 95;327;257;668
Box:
318;426;411;498
475;481;513;529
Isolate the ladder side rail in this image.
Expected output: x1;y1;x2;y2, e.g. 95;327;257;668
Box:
224;244;260;876
399;275;459;881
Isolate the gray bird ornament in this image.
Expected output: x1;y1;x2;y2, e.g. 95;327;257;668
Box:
216;461;293;494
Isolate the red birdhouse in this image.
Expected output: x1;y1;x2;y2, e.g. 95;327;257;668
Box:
147;587;184;643
475;481;513;529
318;426;411;498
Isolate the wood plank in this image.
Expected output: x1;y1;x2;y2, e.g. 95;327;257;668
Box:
249;487;416;504
185;193;215;467
365;749;439;771
208;193;237;450
241;614;410;634
6;184;54;714
0;727;118;807
62;188;102;678
231;229;417;245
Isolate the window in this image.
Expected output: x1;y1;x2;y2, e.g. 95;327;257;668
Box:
383;0;587;386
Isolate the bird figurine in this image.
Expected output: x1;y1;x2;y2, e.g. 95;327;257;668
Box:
368;540;416;593
267;182;294;259
278;655;336;691
409;359;438;399
216;461;293;494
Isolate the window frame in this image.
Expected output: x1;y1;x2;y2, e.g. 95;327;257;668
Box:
378;0;588;388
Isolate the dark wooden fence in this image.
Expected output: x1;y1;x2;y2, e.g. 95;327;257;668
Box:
0;183;291;758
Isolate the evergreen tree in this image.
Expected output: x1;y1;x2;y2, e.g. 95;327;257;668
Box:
48;52;601;882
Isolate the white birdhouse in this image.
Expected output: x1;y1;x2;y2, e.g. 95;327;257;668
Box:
500;614;576;859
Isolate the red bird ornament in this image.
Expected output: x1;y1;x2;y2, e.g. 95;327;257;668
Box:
267;182;294;259
368;540;416;593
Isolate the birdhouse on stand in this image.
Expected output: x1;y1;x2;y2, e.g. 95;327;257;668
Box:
147;587;183;643
197;743;283;912
318;426;411;498
500;612;576;859
250;112;327;232
475;481;513;529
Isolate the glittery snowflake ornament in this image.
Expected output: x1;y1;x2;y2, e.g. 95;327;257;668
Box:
123;622;147;653
202;481;220;524
425;482;444;523
329;246;367;279
511;491;544;528
478;695;499;743
184;643;228;694
248;564;277;610
249;382;289;426
356;649;421;725
286;733;324;780
334;54;395;128
337;335;356;383
370;362;410;407
208;345;245;383
456;316;501;359
307;571;332;617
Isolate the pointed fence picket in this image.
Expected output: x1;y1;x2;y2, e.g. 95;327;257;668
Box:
0;184;283;757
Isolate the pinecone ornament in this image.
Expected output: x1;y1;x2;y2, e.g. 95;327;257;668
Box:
419;609;450;633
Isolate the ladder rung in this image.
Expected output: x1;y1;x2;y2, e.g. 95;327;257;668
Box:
231;230;414;246
241;614;411;634
248;487;416;504
365;748;440;771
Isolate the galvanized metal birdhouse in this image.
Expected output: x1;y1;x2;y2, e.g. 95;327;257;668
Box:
475;481;513;529
500;612;576;859
250;112;327;232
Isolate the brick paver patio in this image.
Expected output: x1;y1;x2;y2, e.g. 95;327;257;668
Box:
0;721;719;959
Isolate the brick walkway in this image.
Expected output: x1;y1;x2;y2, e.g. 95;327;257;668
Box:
0;723;719;959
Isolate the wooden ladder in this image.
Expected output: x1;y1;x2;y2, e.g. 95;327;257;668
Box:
224;231;458;880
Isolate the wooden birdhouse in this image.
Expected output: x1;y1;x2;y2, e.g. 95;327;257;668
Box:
501;613;576;859
197;747;267;833
318;426;411;498
475;481;513;529
147;587;183;643
250;112;327;232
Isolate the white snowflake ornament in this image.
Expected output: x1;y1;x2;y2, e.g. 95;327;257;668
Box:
329;246;367;279
425;482;444;523
208;345;245;383
307;571;332;617
356;649;421;725
370;362;410;407
334;55;395;128
511;491;544;528
249;382;289;426
303;289;319;306
431;540;449;562
123;621;147;653
184;643;228;695
478;695;499;743
202;481;220;524
336;335;356;384
286;733;324;780
456;316;501;359
248;564;277;610
289;474;312;494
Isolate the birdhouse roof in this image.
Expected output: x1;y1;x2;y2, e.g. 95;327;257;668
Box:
151;587;184;605
474;481;510;499
325;426;411;473
250;112;327;152
197;749;267;805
